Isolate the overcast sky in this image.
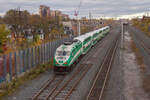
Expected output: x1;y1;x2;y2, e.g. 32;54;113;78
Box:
0;0;150;18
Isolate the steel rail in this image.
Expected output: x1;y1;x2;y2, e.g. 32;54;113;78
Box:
32;75;57;100
32;75;65;100
46;64;88;100
86;35;120;100
98;37;119;100
63;65;91;100
130;29;150;55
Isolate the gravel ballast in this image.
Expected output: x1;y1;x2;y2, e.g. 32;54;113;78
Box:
103;25;149;100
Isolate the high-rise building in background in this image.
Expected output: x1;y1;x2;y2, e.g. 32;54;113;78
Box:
39;5;69;19
39;5;50;17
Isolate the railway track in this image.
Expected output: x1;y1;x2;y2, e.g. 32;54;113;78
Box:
31;63;92;100
86;35;120;100
31;34;112;100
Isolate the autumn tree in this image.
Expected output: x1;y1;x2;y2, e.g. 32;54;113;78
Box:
3;9;30;38
0;25;10;53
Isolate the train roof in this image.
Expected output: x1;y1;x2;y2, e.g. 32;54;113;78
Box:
74;26;110;42
74;34;91;42
86;31;95;36
56;40;81;51
100;26;109;30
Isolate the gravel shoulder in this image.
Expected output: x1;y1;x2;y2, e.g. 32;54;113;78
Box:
129;26;150;75
103;25;149;100
122;30;148;100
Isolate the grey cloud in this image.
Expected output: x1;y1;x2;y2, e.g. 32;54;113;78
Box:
0;0;150;18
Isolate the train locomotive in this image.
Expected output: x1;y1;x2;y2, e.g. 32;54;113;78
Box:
53;26;110;72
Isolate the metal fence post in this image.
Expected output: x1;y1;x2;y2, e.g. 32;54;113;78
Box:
34;47;37;67
54;41;56;56
33;47;35;67
27;48;30;70
36;46;39;65
20;50;23;74
3;55;7;81
49;42;51;60
0;57;3;82
25;49;27;71
31;47;34;67
14;52;17;77
44;44;45;63
50;42;52;59
18;51;20;75
45;44;46;63
38;46;40;65
43;44;45;64
40;45;42;64
26;48;29;70
9;53;12;81
23;50;26;72
39;46;41;64
46;43;48;62
48;42;50;61
32;47;35;67
45;43;47;63
36;46;38;66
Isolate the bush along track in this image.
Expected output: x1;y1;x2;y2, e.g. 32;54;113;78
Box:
130;40;145;72
0;60;53;100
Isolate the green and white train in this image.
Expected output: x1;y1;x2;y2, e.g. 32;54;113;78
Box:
53;26;110;72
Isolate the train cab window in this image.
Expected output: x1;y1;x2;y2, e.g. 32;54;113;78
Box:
56;51;70;56
63;51;67;56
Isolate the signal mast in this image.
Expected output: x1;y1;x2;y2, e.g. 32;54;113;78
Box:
74;1;82;36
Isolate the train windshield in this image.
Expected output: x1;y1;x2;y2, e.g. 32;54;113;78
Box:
56;51;70;56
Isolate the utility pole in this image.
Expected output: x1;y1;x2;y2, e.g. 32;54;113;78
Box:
89;12;93;31
75;11;81;36
74;1;82;36
89;12;92;21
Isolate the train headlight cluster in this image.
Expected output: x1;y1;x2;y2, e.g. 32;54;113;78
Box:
64;62;67;64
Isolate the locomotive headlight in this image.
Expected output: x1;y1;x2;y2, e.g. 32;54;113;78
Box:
64;62;67;64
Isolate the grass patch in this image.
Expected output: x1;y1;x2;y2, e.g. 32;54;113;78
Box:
130;40;145;71
130;31;150;97
0;60;53;100
130;38;150;97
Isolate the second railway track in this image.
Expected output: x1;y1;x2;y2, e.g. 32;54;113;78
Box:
129;26;150;55
86;34;120;100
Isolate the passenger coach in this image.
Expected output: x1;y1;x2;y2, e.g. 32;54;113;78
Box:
53;26;110;73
